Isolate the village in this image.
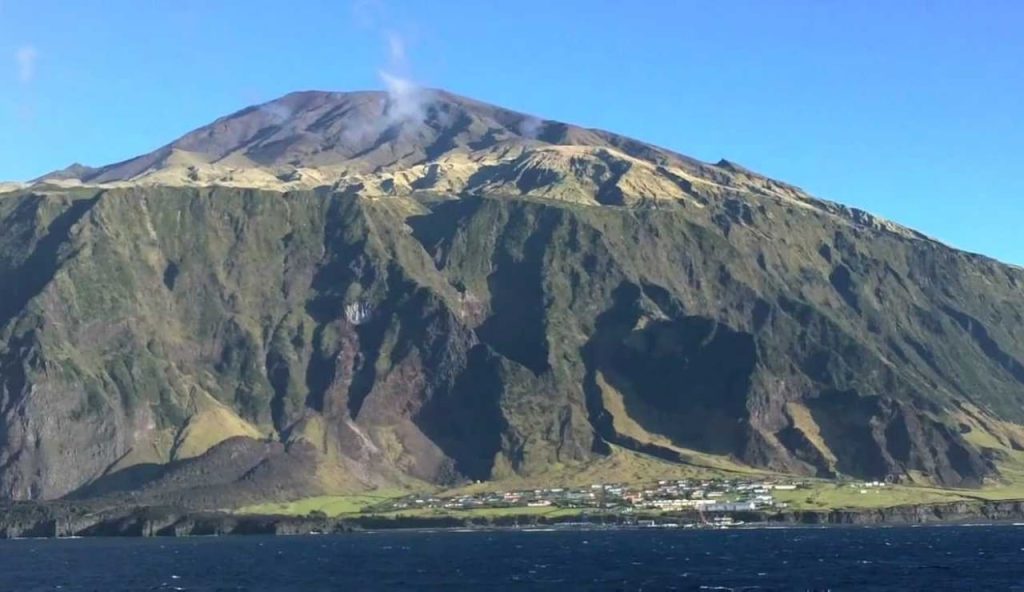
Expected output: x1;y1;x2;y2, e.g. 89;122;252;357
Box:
364;477;892;521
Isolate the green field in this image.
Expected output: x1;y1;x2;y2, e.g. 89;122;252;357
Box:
771;477;1024;510
237;490;408;517
238;495;597;520
770;483;970;510
363;506;593;520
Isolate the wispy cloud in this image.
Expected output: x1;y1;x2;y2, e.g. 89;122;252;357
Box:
341;1;436;143
518;117;544;139
15;45;37;84
377;30;432;126
386;30;406;63
350;0;385;29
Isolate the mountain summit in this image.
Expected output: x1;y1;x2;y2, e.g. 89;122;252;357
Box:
39;89;919;238
3;90;1024;505
47;89;710;188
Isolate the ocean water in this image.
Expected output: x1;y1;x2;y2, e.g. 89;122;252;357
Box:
1;525;1024;591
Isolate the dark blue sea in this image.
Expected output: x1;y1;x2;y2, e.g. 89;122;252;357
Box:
2;525;1024;591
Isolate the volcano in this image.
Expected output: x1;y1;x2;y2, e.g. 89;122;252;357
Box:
2;89;1023;506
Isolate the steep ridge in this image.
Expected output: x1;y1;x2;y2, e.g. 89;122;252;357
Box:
1;90;1023;504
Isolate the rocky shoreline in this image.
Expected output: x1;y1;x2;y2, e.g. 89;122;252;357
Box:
4;499;1024;539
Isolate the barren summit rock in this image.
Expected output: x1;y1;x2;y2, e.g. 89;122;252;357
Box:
32;90;926;241
35;92;772;199
3;89;1024;505
64;89;697;179
87;90;541;180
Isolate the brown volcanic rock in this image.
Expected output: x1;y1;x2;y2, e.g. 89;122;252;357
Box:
68;90;702;179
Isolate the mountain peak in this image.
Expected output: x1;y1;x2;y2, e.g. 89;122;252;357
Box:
67;88;569;185
25;88;925;243
34;88;803;206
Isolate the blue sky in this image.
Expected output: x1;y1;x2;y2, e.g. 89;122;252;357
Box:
2;0;1022;264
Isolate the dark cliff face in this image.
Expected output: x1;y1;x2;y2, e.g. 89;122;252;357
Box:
3;91;1024;502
